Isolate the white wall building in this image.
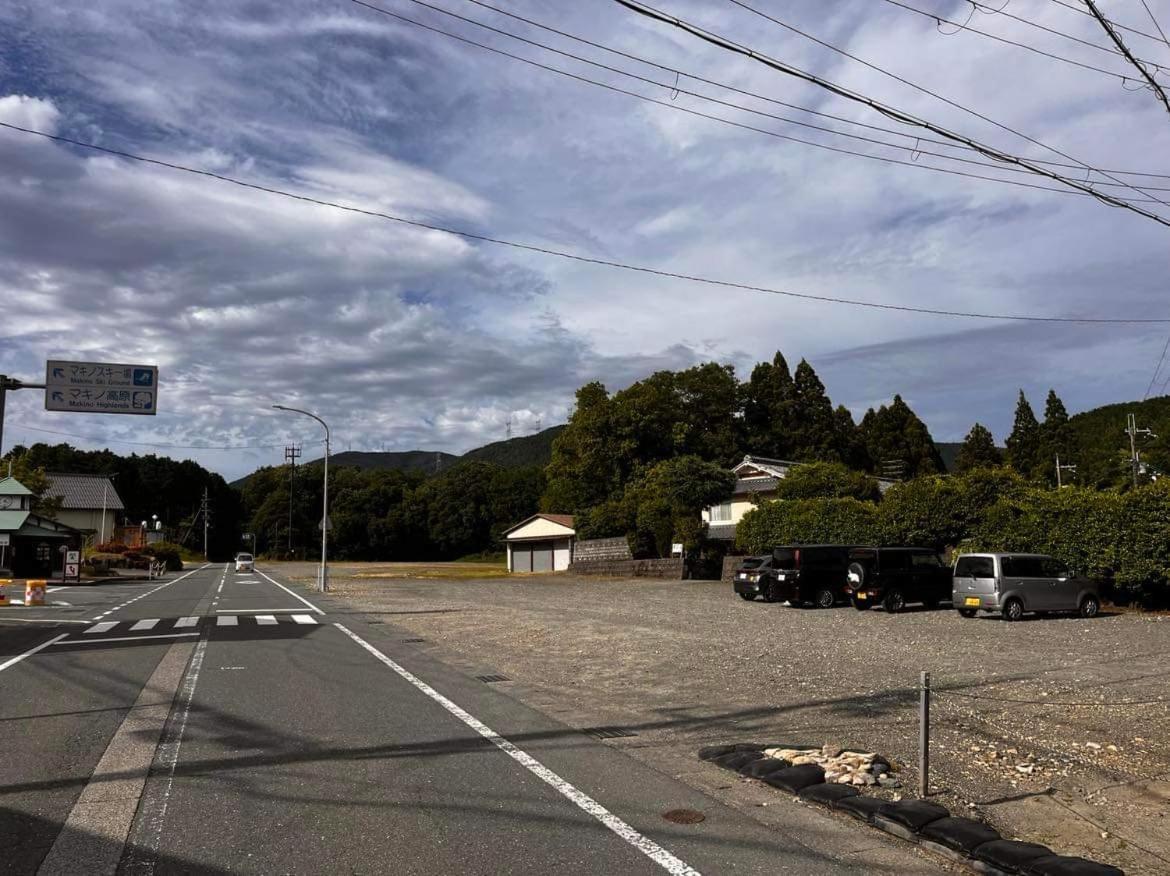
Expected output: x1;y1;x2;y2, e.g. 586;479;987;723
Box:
503;514;575;573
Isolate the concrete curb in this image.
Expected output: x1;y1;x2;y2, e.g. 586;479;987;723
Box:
700;742;1125;876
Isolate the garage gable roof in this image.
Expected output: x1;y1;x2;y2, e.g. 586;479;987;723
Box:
503;513;576;540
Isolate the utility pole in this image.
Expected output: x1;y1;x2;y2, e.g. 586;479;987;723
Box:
0;374;47;457
1126;413;1157;487
1055;454;1076;489
284;444;301;556
202;486;210;559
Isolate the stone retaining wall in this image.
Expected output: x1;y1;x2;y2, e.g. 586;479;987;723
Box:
721;554;748;582
570;557;685;579
573;537;632;563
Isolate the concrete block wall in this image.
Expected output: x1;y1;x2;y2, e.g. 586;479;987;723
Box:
721;555;747;582
573;537;632;562
570;557;685;579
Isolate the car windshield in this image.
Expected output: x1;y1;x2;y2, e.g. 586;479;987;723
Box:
738;558;765;570
237;554;253;561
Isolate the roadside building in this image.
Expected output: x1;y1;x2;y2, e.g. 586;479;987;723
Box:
702;455;898;544
503;513;575;573
0;476;82;578
45;472;124;543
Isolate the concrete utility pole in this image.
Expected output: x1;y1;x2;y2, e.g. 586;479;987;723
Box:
273;405;330;592
1055;455;1077;489
1125;413;1157;487
284;444;301;556
202;487;210;559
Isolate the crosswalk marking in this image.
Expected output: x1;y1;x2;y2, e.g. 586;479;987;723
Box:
130;619;160;631
256;615;278;625
291;614;317;625
175;616;199;628
86;622;117;634
217;615;238;627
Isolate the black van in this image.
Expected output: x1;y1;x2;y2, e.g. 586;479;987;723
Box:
765;545;862;608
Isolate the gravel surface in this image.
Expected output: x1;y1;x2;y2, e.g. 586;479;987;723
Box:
287;563;1170;875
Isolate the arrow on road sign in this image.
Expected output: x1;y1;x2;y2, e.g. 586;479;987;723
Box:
51;391;64;402
52;367;65;379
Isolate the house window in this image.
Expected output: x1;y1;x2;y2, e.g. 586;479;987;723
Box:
710;501;732;522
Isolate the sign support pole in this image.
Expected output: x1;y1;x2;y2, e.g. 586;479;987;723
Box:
0;376;47;458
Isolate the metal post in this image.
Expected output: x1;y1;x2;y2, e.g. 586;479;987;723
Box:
0;375;7;459
919;670;931;797
202;487;209;560
273;405;329;593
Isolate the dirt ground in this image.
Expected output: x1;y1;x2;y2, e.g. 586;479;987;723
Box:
285;562;1170;875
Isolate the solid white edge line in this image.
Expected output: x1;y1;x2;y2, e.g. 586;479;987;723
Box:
0;632;69;673
254;568;325;615
333;623;701;876
51;632;201;646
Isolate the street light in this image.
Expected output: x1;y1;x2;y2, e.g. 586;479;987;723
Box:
272;404;330;592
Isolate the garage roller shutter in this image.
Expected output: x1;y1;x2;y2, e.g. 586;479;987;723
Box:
513;545;532;572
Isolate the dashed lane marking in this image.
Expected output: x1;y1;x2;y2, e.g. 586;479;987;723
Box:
91;564;211;621
86;622;117;635
130;619;160;631
256;615;277;625
217;615;238;627
175;616;199;628
335;624;702;876
291;614;317;625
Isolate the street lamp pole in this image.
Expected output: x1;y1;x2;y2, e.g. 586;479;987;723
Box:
272;404;330;592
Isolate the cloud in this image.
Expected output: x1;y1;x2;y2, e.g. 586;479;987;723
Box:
1;0;1169;480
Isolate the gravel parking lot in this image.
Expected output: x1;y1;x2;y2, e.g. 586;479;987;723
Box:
288;563;1170;875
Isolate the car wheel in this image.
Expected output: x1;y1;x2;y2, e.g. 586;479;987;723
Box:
958;608;977;618
851;598;869;612
738;592;755;601
1079;595;1100;619
761;581;780;603
814;588;835;609
883;589;906;613
1002;598;1024;622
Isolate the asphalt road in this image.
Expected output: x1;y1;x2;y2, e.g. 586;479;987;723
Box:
0;565;935;875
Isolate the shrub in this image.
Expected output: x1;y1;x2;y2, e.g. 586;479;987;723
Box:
774;462;882;503
736;497;880;554
94;542;130;554
142;541;184;572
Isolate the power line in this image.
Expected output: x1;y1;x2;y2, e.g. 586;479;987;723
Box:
1141;0;1170;53
7;422;324;450
714;0;1170;208
461;0;1170;182
617;0;1170;223
1144;331;1170;399
1083;0;1170;118
877;0;1133;81
351;0;1163;199
1046;0;1170;47
5;120;1170;324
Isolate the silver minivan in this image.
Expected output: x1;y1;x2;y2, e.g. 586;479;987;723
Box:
952;553;1100;621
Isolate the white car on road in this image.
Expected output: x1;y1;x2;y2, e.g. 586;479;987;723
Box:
234;552;254;572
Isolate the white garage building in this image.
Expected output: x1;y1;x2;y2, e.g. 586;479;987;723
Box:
504;514;575;573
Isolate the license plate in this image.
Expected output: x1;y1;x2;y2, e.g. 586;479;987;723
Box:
965;597;980;607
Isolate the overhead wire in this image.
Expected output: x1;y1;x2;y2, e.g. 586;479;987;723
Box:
712;0;1170;208
1046;0;1170;46
1140;0;1170;53
1143;331;1170;399
438;0;1170;188
615;0;1170;224
4;120;1170;324
350;0;1164;198
877;0;1135;81
1083;0;1170;118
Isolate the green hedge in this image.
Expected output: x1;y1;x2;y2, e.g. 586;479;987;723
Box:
142;541;185;572
736;467;1170;605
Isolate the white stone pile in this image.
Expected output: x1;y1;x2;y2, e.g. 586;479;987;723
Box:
763;743;901;788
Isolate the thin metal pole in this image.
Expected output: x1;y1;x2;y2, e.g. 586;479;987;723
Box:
321;429;329;593
0;375;7;460
919;670;931;797
1056;454;1062;489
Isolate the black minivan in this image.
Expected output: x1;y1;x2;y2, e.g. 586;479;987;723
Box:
765;545;861;608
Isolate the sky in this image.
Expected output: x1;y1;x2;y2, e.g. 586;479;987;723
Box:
2;0;1169;481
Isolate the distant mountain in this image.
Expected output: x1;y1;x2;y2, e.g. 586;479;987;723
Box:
232;425;564;488
1064;395;1170;487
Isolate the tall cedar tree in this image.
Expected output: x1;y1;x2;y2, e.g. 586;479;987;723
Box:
742;352;797;458
955;423;1002;472
1005;391;1043;477
859;395;944;478
791;360;841;461
1039;389;1073;483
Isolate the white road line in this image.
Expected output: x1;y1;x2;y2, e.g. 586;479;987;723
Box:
92;564;210;621
213;608;303;613
254;568;325;615
216;615;238;627
291;614;317;625
122;637;207;875
334;624;701;876
256;615;277;625
216;581;223;594
131;619;160;631
174;616;199;628
0;617;91;625
54;632;200;646
86;622;118;634
0;633;68;673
